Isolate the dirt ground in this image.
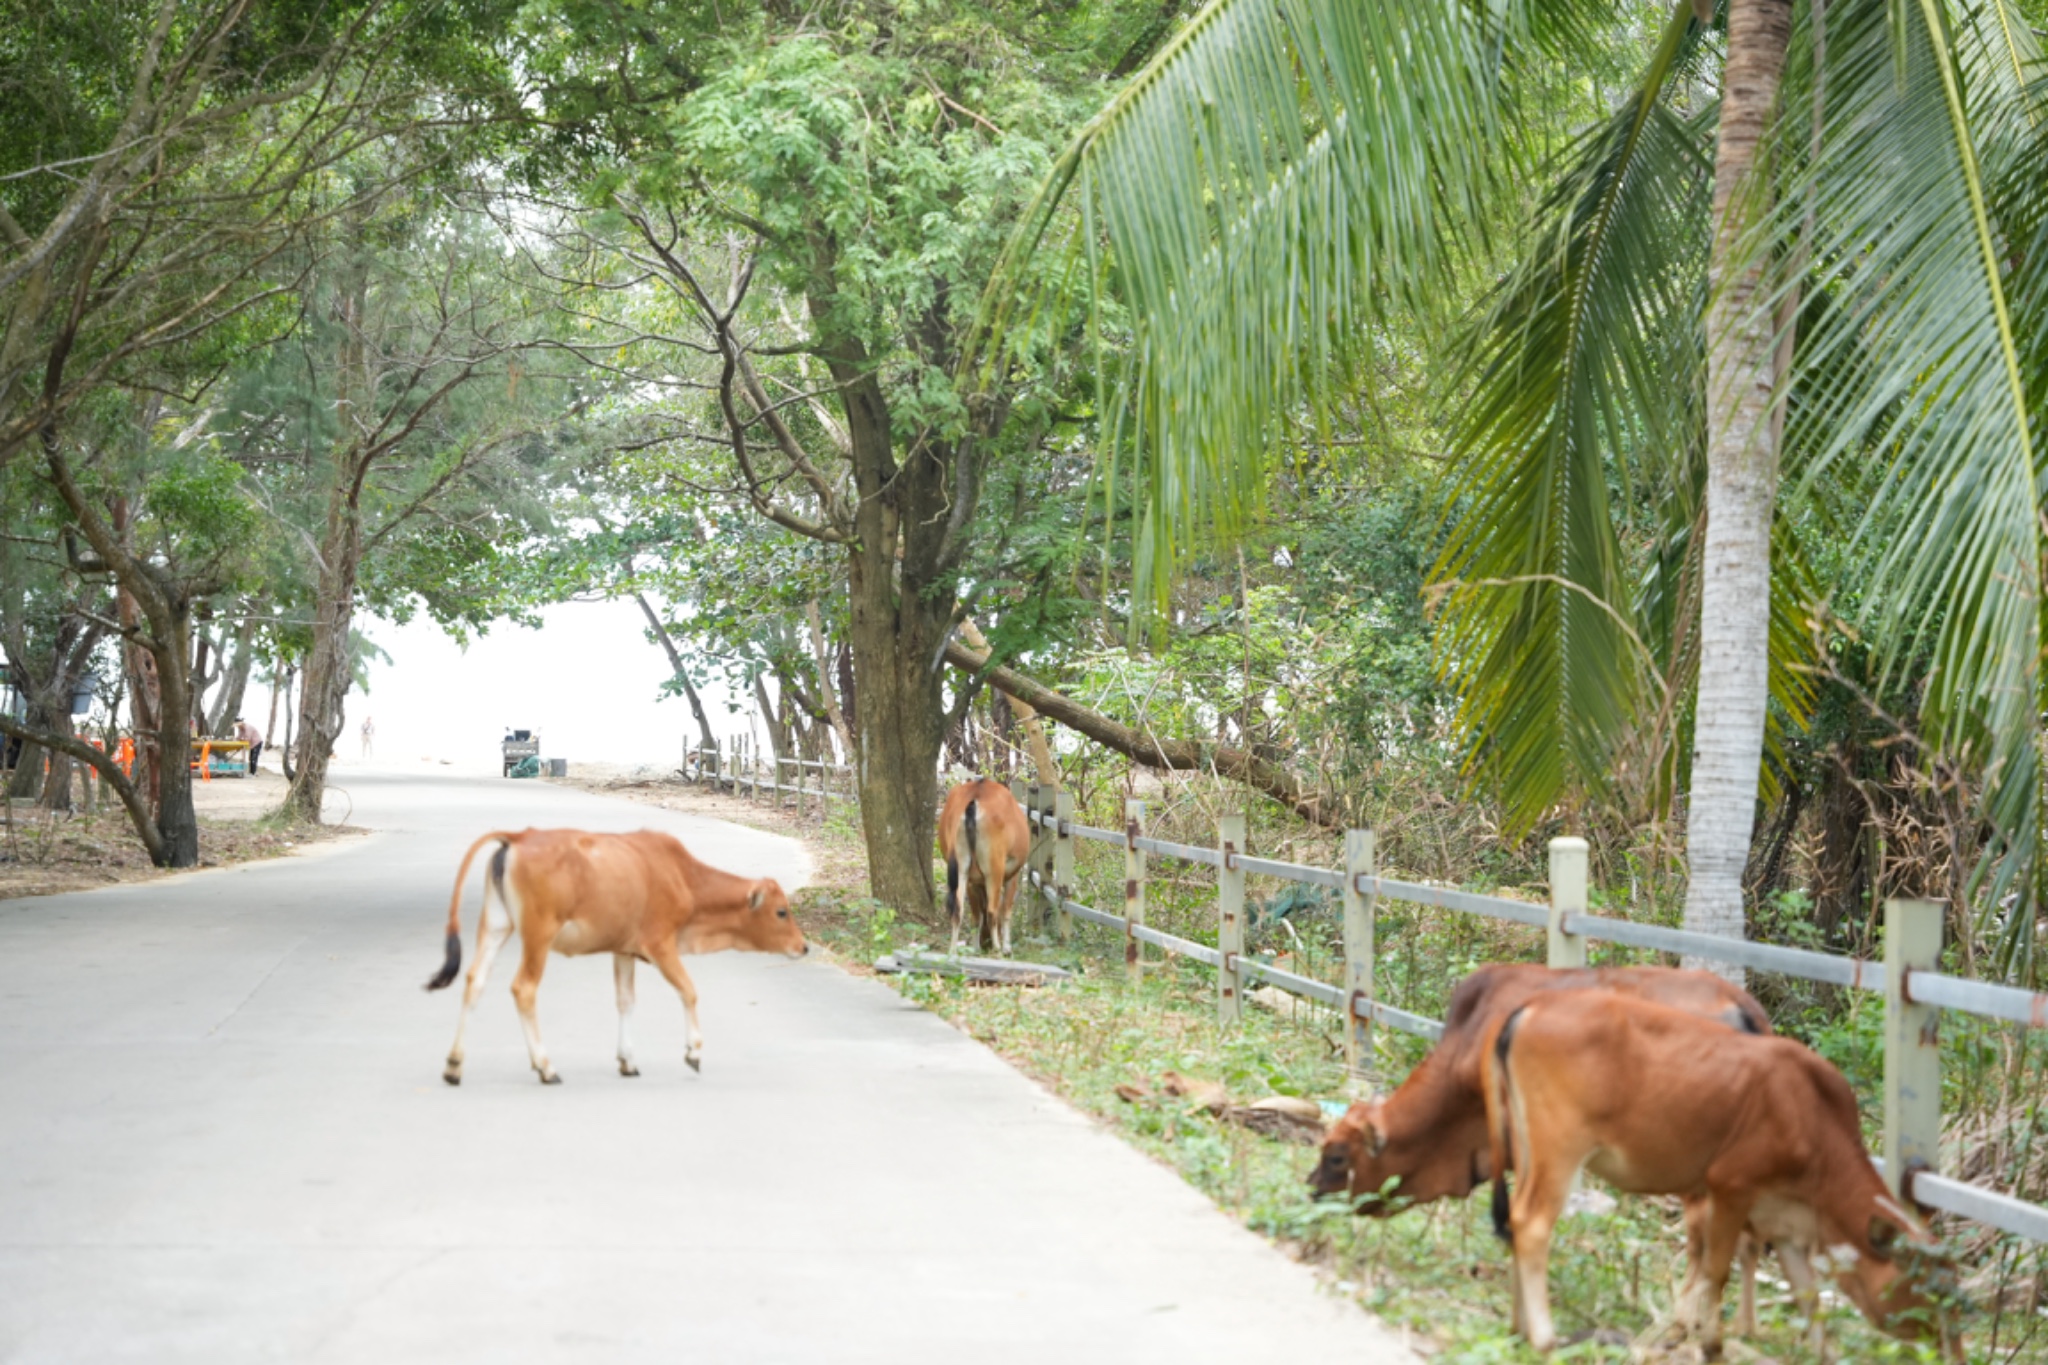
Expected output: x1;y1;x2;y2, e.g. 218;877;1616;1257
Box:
0;766;363;902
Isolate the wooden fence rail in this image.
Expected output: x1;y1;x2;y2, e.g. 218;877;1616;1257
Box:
679;741;854;819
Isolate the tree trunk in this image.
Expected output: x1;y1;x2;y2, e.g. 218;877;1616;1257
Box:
112;502;162;823
6;726;43;799
280;664;298;782
289;511;359;822
633;591;717;751
206;612;257;736
39;708;75;814
153;598;200;866
848;572;949;916
754;674;791;765
804;599;856;763
1682;0;1792;980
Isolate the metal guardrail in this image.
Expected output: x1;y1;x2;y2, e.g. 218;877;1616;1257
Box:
1906;969;2048;1028
1561;912;1886;992
1369;875;1548;929
1917;1172;2048;1243
1000;781;2048;1247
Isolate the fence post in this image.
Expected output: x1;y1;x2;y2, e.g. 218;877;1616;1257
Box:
1343;829;1376;1075
1124;799;1147;983
1052;789;1075;943
1218;812;1246;1026
1034;785;1058;935
1547;837;1589;969
1884;897;1943;1204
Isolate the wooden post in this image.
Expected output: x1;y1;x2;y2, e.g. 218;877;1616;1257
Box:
1124;798;1147;983
1023;783;1047;928
1052;789;1075;943
1343;829;1376;1075
1218;813;1246;1025
1547;837;1588;968
1884;897;1943;1203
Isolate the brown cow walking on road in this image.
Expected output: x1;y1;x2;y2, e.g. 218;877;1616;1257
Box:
425;828;805;1084
1483;990;1962;1359
937;780;1029;955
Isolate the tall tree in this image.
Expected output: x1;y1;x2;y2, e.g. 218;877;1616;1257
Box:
530;5;1133;914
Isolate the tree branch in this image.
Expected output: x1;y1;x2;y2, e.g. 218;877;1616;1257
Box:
942;638;1343;828
0;714;166;864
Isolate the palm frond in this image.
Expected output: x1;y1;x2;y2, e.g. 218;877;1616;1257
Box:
1432;8;1716;831
973;0;1551;617
1779;0;2045;971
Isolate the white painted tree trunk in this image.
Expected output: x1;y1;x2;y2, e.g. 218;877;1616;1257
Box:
1684;0;1793;982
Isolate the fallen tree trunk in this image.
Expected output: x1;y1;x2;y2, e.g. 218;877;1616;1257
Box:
941;639;1341;829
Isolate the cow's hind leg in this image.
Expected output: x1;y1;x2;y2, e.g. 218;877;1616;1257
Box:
649;941;705;1073
443;886;514;1085
1506;1161;1574;1352
614;954;641;1077
509;931;560;1084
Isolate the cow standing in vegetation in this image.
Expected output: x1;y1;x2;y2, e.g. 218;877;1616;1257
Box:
426;828;804;1084
1484;991;1962;1360
937;780;1029;955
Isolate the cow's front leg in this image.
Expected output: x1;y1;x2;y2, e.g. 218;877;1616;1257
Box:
650;942;705;1073
1689;1193;1752;1360
1777;1242;1824;1359
444;900;513;1085
510;934;560;1084
614;954;640;1077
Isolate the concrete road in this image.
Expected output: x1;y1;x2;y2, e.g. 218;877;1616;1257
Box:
0;773;1417;1364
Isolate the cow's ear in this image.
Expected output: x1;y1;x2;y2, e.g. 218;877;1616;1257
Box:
1868;1214;1900;1259
748;884;765;910
1363;1120;1386;1158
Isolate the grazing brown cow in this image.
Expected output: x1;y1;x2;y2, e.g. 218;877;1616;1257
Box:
1484;991;1962;1360
425;828;804;1084
1310;964;1779;1336
1310;964;1768;1211
937;780;1029;955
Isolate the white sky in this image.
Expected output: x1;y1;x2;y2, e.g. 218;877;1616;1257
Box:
248;599;751;777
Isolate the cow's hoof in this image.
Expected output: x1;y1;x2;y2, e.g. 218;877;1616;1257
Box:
619;1061;640;1077
538;1070;562;1085
442;1071;461;1086
685;1055;702;1074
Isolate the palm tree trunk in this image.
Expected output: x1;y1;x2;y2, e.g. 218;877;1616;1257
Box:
1684;0;1794;978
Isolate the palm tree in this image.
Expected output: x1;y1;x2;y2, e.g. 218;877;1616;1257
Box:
975;0;2047;971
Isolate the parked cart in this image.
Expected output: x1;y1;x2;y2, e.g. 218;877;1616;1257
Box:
501;729;540;777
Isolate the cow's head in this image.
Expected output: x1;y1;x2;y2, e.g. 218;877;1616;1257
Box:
1831;1195;1966;1361
739;878;807;958
1307;1094;1487;1215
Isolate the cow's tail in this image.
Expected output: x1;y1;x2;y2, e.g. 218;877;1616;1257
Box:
424;831;516;991
1489;1004;1530;1247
